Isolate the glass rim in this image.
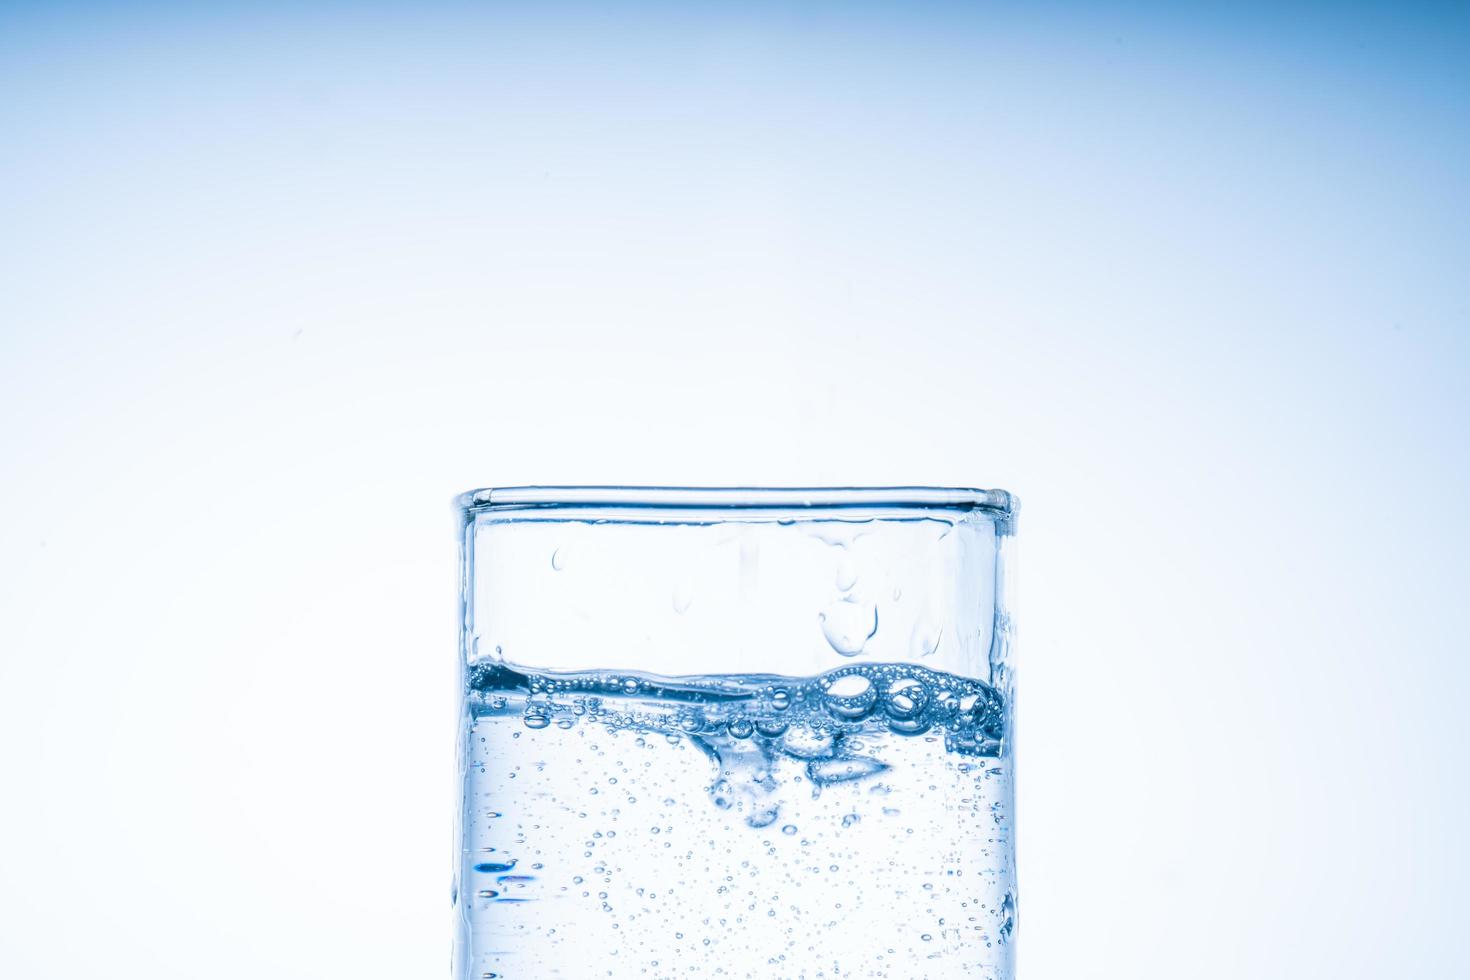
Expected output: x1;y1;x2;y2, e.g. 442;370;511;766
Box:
456;485;1015;515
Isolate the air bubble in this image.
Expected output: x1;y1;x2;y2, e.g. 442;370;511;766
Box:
884;677;929;720
822;670;877;720
778;727;838;759
826;673;871;697
710;779;734;809
745;805;780;829
807;755;888;786
887;715;933;736
550;548;565;571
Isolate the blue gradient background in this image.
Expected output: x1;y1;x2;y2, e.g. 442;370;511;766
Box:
2;2;1467;978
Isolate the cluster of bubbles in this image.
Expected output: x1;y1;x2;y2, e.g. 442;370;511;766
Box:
460;656;1017;974
468;660;1007;759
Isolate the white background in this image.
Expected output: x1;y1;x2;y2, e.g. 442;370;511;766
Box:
3;3;1467;977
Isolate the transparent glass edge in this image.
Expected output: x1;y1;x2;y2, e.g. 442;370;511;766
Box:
454;486;1017;522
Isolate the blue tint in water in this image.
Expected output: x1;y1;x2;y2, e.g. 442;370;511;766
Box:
455;662;1014;979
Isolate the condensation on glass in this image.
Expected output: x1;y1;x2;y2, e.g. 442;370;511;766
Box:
452;487;1018;979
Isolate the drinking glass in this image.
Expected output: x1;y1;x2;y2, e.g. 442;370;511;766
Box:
453;486;1018;979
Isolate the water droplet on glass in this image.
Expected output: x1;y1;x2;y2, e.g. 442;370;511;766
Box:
819;598;878;657
909;621;943;658
550;548;565;571
809;525;854;548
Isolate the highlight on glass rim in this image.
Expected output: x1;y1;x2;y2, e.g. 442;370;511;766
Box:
452;487;1018;979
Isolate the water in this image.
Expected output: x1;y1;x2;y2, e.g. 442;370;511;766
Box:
455;661;1014;979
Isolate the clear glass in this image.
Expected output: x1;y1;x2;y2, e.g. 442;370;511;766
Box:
452;486;1018;979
